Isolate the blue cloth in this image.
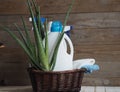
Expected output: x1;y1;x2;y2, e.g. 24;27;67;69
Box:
81;64;100;74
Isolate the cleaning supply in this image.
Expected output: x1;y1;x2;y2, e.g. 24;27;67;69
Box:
73;58;99;73
81;64;100;73
47;21;74;71
48;21;72;37
29;17;46;32
73;58;95;69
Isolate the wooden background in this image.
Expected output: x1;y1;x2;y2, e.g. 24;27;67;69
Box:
0;0;120;86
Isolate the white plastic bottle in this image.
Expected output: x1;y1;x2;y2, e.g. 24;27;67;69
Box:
47;21;74;71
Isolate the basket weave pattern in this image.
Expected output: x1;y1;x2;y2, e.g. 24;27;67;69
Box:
28;68;86;92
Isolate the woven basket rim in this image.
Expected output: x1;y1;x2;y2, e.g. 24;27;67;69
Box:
28;67;85;91
28;68;86;74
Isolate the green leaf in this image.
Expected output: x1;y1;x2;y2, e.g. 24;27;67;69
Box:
31;0;45;39
27;0;50;70
44;19;49;61
2;0;75;71
2;26;41;69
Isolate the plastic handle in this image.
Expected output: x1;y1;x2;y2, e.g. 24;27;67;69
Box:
64;34;74;56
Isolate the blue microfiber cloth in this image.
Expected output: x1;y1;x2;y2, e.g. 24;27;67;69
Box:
81;64;100;74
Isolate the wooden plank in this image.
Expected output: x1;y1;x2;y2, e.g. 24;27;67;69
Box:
95;86;105;92
0;48;119;85
0;86;120;92
114;87;120;92
80;86;94;92
0;12;120;30
0;8;120;86
71;28;120;45
0;47;30;85
83;62;120;77
74;44;120;63
0;0;27;15
82;62;120;86
81;86;87;92
82;77;120;86
105;86;118;92
0;15;31;27
1;28;120;64
0;13;120;86
1;12;120;28
0;86;32;92
1;13;120;46
1;29;120;47
81;86;120;92
0;0;120;14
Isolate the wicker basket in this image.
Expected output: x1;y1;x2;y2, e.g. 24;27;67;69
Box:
28;68;86;92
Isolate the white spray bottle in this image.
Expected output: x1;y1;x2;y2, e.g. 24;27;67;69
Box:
47;21;74;71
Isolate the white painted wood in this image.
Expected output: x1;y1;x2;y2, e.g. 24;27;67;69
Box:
114;87;120;92
80;86;87;92
80;86;120;92
105;86;120;92
80;86;94;92
95;86;105;92
105;86;115;92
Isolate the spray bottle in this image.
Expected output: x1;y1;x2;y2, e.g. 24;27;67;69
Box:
47;21;74;71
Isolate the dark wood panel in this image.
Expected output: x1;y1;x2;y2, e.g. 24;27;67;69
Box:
0;47;30;85
1;12;120;28
0;1;120;86
71;28;120;45
83;77;120;86
0;0;120;14
0;47;120;86
1;28;120;47
1;13;120;47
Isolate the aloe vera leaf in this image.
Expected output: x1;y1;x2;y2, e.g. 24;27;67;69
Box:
31;0;37;10
2;26;41;69
21;17;37;59
14;23;39;61
21;17;32;45
44;19;49;60
32;0;45;39
37;7;45;40
62;0;75;33
27;0;49;70
14;23;27;45
14;23;35;60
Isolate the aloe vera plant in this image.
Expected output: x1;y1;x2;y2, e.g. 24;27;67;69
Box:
2;0;74;71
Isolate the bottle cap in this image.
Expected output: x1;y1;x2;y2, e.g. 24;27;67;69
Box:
51;21;63;32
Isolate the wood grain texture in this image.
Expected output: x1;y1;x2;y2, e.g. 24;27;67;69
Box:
0;0;120;86
0;86;120;92
0;0;120;14
0;48;30;85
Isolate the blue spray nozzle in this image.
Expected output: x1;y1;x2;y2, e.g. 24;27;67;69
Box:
51;21;63;32
34;17;46;24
